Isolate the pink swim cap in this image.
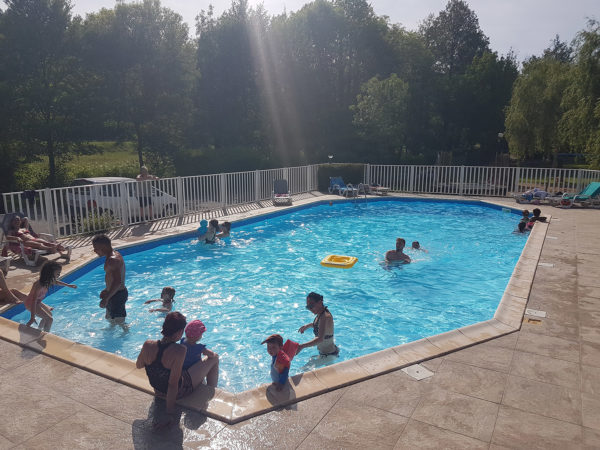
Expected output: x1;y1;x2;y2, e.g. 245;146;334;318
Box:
185;320;206;339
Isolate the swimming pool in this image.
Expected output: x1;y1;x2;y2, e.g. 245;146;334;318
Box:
6;199;526;393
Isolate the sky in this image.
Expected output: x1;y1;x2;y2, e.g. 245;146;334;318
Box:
72;0;598;60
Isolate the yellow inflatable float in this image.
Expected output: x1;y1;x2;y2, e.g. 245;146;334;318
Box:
320;254;358;269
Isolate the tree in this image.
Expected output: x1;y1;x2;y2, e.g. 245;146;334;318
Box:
559;21;600;167
351;74;409;162
82;0;196;171
419;0;497;161
505;56;571;165
0;0;94;186
419;0;489;75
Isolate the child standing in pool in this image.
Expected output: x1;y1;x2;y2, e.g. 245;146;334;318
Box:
25;261;77;331
180;319;219;370
144;286;176;313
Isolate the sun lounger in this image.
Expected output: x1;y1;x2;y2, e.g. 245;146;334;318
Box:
548;182;600;208
272;179;292;206
513;187;550;204
328;177;358;197
0;212;70;266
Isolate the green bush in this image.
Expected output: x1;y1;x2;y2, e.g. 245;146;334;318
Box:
317;163;366;191
77;211;117;234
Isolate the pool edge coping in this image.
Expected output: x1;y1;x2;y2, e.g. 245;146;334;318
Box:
0;194;545;424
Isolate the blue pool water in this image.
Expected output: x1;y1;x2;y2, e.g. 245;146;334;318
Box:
7;199;526;392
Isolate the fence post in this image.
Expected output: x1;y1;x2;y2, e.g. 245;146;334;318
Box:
458;166;465;196
176;177;184;218
220;173;227;207
512;167;521;194
365;164;370;186
576;169;583;192
43;188;56;236
255;170;261;201
119;182;129;227
409;166;415;192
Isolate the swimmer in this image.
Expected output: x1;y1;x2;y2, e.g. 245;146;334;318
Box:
411;241;428;252
144;286;176;313
385;238;411;263
199;219;219;243
216;221;231;239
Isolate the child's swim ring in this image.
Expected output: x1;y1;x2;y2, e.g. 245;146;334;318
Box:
320;255;358;269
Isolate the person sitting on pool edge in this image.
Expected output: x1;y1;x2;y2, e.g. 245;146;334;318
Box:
144;286;176;313
530;208;547;223
136;311;219;429
385;238;411;263
297;292;339;357
0;270;25;305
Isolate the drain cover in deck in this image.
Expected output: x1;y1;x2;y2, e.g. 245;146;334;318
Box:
402;364;434;380
538;262;554;267
525;308;547;318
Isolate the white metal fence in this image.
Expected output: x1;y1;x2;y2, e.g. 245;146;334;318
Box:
1;165;319;238
366;165;600;198
2;163;599;239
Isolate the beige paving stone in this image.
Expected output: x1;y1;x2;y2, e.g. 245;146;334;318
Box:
0;434;14;449
296;402;408;450
579;286;600;300
393;419;488;450
411;389;498;442
392;338;443;364
337;370;428;418
580;296;600;312
86;352;136;380
516;331;580;363
582;394;600;431
582;365;600;396
8;353;78;388
580;325;600;346
354;347;410;375
582;341;600;368
0;317;44;346
432;360;507;403
583;427;600;450
0;338;40;370
208;389;345;449
420;356;444;372
0;380;84;444
504;276;533;299
579;276;600;288
492;406;583;450
502;376;581;424
426;329;474;352
483;332;519;350
521;316;579;341
579;309;600;327
456;321;504;343
510;351;580;389
444;341;514;373
18;406;133;450
313;358;370;389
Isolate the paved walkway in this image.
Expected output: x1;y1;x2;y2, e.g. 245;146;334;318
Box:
1;198;599;449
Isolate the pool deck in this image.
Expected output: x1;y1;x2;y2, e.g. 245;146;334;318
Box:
1;193;599;448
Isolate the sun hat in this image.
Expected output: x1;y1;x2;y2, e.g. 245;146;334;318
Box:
185;320;206;339
261;334;283;347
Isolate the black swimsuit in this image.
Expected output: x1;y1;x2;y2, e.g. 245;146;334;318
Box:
145;340;194;397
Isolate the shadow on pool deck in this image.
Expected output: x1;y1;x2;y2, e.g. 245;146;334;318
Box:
1;195;599;448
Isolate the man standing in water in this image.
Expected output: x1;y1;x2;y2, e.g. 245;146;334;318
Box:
385;238;411;263
92;234;127;324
